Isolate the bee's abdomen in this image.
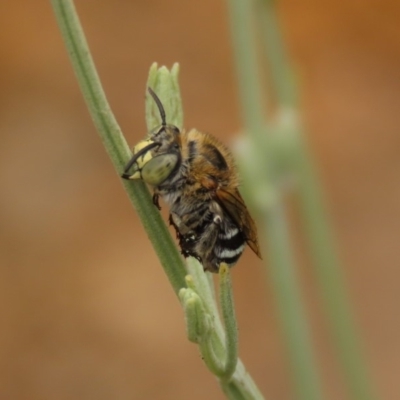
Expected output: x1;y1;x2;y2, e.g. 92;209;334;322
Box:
215;226;245;266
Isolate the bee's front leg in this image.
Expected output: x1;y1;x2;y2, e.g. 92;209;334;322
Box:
152;192;161;210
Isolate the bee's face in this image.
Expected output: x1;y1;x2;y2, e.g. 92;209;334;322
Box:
122;123;182;185
150;123;181;154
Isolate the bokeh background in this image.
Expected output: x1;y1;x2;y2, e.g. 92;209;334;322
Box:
1;1;400;399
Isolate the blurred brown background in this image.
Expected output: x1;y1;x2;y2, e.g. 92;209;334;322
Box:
1;1;399;399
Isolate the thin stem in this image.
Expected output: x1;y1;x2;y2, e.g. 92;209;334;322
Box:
296;140;378;400
255;0;378;398
186;259;224;335
226;0;267;139
226;0;325;399
255;0;297;107
185;259;265;399
263;203;323;400
219;264;238;380
185;261;236;378
226;360;265;400
50;0;186;294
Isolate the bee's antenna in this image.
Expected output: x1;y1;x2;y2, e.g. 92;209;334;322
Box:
148;87;167;127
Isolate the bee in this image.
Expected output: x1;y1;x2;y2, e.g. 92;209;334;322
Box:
122;87;261;272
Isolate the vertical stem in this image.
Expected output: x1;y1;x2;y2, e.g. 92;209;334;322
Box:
226;0;267;139
185;259;265;399
219;264;238;380
263;203;323;400
255;0;378;398
255;0;297;107
296;141;378;400
226;1;325;399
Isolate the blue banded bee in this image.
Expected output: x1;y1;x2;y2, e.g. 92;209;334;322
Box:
122;88;261;272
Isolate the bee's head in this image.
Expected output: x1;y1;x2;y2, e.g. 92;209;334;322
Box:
121;87;181;185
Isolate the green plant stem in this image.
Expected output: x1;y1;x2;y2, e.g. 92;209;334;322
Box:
50;0;186;294
255;1;378;398
295;140;378;400
219;264;238;380
226;0;267;140
255;0;296;107
185;259;265;399
263;202;323;400
226;1;324;399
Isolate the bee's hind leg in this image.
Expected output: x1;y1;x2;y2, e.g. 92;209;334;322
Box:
152;192;161;210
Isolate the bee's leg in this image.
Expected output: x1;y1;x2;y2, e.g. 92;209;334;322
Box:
169;214;182;242
181;249;191;258
181;248;201;264
196;223;220;273
169;214;179;230
152;192;161;210
169;214;197;259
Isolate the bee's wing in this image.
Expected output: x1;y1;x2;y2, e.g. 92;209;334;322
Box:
215;188;262;259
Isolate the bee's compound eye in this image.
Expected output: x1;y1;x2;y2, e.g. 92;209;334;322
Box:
141;153;179;185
